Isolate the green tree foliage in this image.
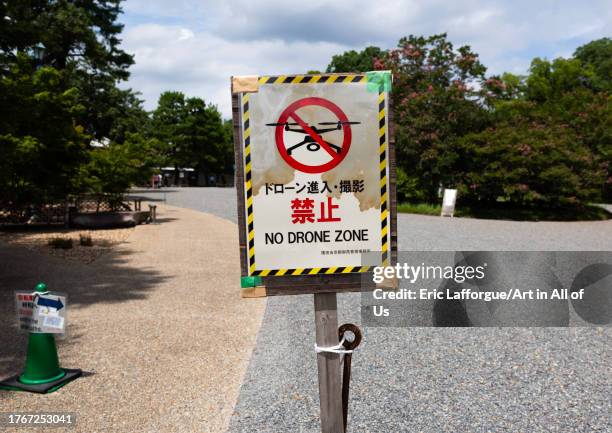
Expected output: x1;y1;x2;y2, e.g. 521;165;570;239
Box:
0;0;155;205
0;55;87;206
525;57;593;102
470;54;610;206
77;134;161;195
325;35;610;210
151;91;231;183
222;118;235;173
326;46;384;73
574;37;612;92
0;0;146;140
379;34;488;201
455;112;605;207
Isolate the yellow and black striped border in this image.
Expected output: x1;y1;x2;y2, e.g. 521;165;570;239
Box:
378;90;390;268
258;74;367;85
241;76;389;276
242;93;256;275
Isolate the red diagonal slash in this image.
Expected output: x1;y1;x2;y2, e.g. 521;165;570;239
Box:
289;112;338;159
274;97;352;174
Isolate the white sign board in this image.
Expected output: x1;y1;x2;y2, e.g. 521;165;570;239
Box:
441;189;457;217
237;73;392;276
15;291;67;334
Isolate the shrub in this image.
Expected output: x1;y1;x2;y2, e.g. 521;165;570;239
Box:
397;202;442;215
454;116;606;208
396;167;429;203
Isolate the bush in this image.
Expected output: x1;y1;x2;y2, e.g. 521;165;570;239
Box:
79;234;93;246
48;237;73;249
396;167;428;203
453;115;606;208
76;134;160;196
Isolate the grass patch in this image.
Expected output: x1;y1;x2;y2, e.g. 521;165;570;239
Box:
398;201;611;221
48;237;73;249
397;202;441;216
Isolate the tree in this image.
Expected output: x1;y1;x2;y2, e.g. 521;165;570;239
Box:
525;57;594;102
77;134;161;196
386;36;611;208
0;0;142;140
483;72;525;103
0;55;87;206
76;74;150;142
151;91;230;184
323;36;610;210
462;54;610;207
221;118;235;178
378;34;489;201
454;112;606;208
326;46;384;73
574;38;612;92
0;0;150;206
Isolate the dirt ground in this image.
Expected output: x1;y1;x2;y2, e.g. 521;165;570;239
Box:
0;204;266;433
0;227;134;264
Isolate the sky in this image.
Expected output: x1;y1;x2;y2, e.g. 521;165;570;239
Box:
118;0;612;118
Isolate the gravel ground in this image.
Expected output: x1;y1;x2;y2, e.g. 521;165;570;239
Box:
0;204;265;433
138;188;612;433
133;188;238;224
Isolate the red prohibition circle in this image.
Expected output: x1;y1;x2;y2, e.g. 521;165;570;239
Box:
275;97;352;173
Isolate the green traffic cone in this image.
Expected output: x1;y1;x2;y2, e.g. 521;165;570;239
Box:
0;282;81;393
19;283;66;385
19;334;66;384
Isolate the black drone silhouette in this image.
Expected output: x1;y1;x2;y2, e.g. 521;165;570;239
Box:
266;120;360;155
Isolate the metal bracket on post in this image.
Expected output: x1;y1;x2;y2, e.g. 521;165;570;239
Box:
338;323;362;432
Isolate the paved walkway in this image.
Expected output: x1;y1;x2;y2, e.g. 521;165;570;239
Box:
0;205;265;433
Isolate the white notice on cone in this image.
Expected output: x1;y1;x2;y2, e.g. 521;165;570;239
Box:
15;291;67;334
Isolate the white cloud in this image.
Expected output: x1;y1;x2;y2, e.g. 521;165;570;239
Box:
121;23;348;116
119;0;612;117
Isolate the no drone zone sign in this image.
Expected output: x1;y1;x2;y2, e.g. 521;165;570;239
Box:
231;72;396;296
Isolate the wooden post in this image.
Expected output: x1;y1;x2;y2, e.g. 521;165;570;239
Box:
314;292;344;433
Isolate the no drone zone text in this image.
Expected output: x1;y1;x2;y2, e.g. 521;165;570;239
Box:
265;229;370;245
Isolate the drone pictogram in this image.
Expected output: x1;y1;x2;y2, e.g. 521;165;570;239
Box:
266;120;360;155
270;97;359;174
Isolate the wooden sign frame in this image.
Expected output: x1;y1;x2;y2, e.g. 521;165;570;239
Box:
232;73;397;297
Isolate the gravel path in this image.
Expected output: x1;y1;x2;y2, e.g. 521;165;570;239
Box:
0;204;265;433
133;188;238;224
138;188;612;433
